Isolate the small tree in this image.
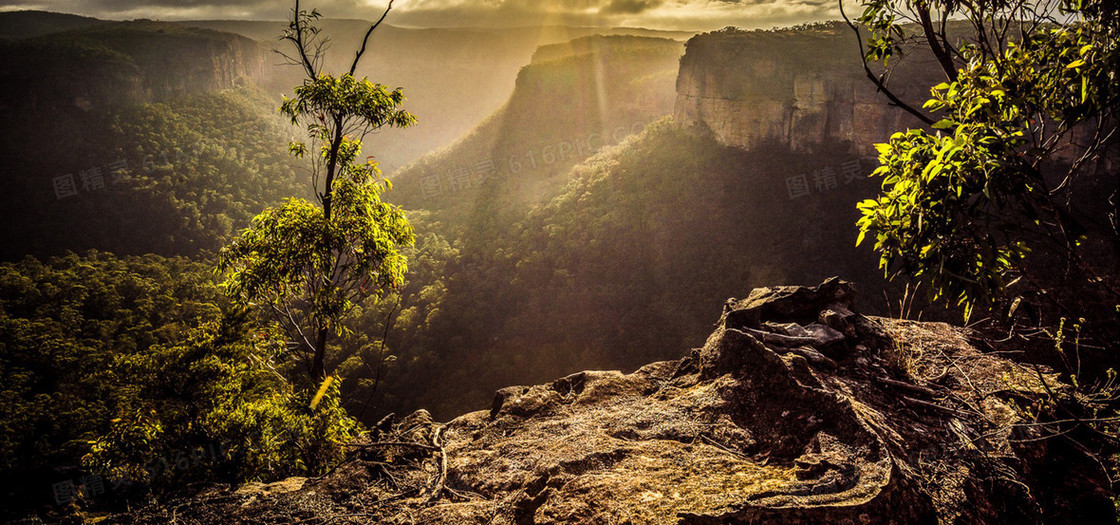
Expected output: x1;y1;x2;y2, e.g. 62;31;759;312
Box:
220;0;416;383
845;0;1119;331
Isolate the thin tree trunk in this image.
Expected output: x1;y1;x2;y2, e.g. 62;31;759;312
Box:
311;117;345;384
917;3;957;81
312;325;329;382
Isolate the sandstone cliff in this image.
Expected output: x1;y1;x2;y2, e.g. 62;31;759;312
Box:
110;279;1112;524
0;20;267;117
392;35;683;211
674;24;943;157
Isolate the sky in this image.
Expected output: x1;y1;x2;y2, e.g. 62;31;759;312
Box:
0;0;849;32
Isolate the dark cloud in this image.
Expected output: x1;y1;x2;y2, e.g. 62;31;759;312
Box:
600;0;663;15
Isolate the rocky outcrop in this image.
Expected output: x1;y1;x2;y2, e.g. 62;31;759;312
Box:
674;25;943;157
113;279;1113;524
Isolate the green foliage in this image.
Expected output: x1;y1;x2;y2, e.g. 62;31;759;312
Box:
219;178;413;336
0;252;219;478
855;122;1037;319
108;89;312;252
221;7;417;382
329;221;459;418
280;74;416;136
83;312;357;486
855;0;1120;319
0;252;352;516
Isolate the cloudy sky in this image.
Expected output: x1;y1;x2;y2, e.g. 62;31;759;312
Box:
0;0;848;31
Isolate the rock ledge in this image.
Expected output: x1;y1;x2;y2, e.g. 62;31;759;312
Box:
116;278;1114;524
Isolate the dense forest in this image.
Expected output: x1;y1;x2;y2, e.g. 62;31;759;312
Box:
1;1;1118;522
0;88;307;259
1;252;354;505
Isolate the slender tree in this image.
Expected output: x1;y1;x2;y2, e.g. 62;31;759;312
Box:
220;0;416;383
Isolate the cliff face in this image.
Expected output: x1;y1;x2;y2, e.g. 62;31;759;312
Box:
0;21;268;117
117;29;267;101
112;279;1112;524
674;26;942;156
392;35;683;211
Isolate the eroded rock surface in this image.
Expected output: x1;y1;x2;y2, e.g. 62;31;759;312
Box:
673;27;942;157
114;278;1114;524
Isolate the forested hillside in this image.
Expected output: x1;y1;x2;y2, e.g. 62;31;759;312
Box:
0;10;102;39
0;17;307;260
0;19;895;425
360;27;897;418
0;87;305;259
368;119;882;418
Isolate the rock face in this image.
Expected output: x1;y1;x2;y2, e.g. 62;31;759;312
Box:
392;35;682;211
128;30;266;101
115;279;1113;524
0;21;268;117
673;26;943;157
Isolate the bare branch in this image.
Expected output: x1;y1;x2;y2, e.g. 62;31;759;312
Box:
350;0;396;75
839;1;936;126
285;0;319;78
916;2;958;80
